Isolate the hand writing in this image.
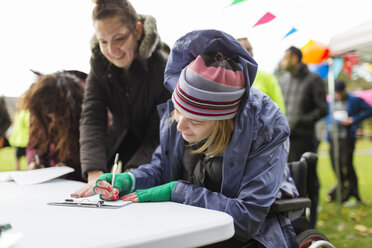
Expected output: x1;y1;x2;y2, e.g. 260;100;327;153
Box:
93;180;120;201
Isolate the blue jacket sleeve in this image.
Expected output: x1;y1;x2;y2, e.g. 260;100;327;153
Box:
130;145;167;188
351;96;372;124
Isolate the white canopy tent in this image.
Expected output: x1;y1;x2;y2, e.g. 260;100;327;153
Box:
329;19;372;62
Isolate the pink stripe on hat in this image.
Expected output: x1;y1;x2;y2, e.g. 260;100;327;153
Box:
171;53;246;120
188;55;245;88
173;94;239;118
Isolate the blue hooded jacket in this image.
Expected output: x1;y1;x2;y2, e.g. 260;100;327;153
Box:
324;92;372;141
130;30;298;247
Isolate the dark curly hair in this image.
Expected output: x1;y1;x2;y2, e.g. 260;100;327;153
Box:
23;71;84;162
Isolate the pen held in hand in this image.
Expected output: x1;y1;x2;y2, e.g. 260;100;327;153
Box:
110;153;119;199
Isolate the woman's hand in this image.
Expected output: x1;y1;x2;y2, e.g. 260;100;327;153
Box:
71;170;103;198
28;162;45;170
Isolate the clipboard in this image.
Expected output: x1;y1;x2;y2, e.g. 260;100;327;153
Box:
47;198;132;209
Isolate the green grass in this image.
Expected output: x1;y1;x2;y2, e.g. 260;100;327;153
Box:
1;140;372;246
317;139;372;247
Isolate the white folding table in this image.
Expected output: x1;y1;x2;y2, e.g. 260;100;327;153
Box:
0;179;234;248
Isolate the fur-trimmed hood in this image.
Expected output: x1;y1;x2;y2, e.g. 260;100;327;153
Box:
90;14;161;68
137;15;161;62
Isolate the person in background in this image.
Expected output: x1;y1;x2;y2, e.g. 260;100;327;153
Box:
93;30;299;248
72;0;170;198
0;95;11;149
9;97;30;170
23;71;85;181
237;37;286;113
276;46;328;228
324;80;372;204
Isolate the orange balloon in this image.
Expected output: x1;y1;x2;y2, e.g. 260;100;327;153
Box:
301;40;330;64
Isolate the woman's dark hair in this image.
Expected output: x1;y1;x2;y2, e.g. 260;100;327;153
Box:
23;72;84;162
92;0;138;32
287;46;303;61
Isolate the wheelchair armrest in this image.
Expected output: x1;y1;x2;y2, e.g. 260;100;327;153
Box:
269;197;311;214
301;152;318;165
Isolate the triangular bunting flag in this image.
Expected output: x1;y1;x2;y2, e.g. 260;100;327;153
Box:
282;27;297;39
253;12;276;27
230;0;248;5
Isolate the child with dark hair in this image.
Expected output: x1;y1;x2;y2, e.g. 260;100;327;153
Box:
23;71;85;181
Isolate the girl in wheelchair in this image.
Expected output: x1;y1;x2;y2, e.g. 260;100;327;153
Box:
93;29;300;247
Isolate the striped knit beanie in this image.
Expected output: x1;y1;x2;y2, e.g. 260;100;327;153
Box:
172;53;246;120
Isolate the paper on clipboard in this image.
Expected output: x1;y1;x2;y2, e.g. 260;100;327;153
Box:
47;194;131;209
0;166;74;186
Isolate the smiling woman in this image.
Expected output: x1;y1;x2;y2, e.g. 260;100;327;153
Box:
72;0;171;199
94;16;142;72
92;0;142;72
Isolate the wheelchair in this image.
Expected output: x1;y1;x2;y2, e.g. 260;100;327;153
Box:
270;152;335;248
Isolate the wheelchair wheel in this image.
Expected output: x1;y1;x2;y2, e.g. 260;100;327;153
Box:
297;229;330;248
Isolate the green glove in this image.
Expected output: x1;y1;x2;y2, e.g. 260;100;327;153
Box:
95;172;134;197
136;181;177;202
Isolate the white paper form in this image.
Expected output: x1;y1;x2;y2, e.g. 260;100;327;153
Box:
0;166;74;186
88;194;132;207
48;194;132;209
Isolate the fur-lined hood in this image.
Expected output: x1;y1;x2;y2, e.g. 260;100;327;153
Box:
91;14;161;67
137;15;161;62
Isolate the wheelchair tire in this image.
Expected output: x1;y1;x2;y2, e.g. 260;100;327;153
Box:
297;229;330;248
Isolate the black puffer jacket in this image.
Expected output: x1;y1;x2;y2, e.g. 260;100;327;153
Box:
277;62;328;138
80;15;170;178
